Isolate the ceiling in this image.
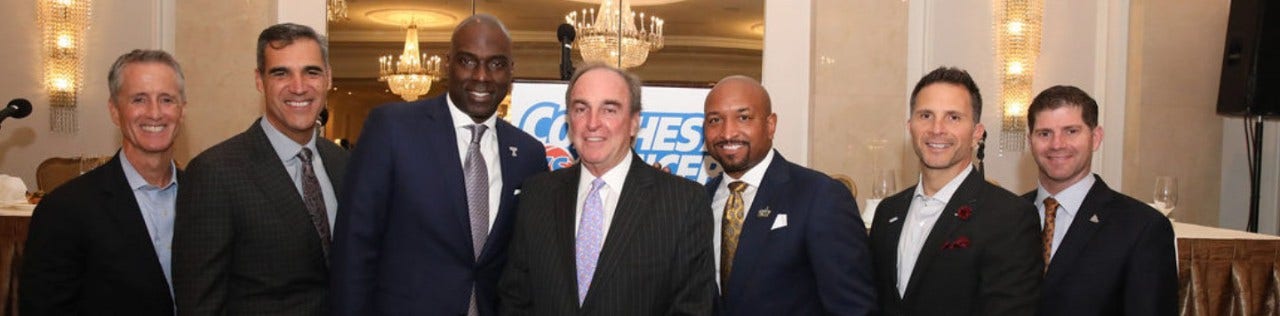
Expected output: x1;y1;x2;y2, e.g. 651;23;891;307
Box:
328;0;765;50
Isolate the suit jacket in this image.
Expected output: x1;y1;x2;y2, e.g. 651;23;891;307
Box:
499;154;716;315
1022;175;1178;316
330;95;548;316
173;120;348;315
21;154;176;315
868;167;1042;316
706;152;877;315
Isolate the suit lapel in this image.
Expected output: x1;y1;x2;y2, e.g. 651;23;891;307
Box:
554;164;584;305
245;122;320;247
99;154;173;298
1043;176;1109;284
484;120;520;262
724;154;789;303
420;97;475;259
587;155;654;306
903;169;982;298
875;187;911;302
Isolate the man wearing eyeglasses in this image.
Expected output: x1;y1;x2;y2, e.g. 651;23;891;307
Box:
330;14;548;316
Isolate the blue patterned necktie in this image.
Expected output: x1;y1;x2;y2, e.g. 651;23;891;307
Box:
576;178;606;305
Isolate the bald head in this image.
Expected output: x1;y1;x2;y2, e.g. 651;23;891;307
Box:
703;75;777;178
447;14;515;123
452;14;512;46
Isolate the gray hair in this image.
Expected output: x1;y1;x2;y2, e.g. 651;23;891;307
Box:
565;63;643;115
107;49;187;102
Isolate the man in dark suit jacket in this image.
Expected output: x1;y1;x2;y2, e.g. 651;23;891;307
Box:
331;14;548;316
701;76;876;315
173;23;347;315
499;65;716;315
868;67;1042;316
1022;85;1177;316
22;49;187;316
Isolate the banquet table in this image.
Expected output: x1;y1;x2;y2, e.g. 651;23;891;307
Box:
0;204;31;316
1174;222;1280;316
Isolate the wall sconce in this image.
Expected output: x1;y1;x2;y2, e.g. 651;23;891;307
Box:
38;0;92;134
993;0;1042;152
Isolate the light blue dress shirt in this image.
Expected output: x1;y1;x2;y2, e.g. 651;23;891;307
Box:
118;152;178;294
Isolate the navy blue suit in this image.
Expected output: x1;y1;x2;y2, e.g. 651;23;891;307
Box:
331;95;548;316
706;152;877;315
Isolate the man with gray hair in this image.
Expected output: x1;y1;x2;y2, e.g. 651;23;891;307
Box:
22;49;186;315
499;64;716;315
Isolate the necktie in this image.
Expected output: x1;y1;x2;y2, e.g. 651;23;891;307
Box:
576;178;606;305
297;148;330;258
464;124;489;316
720;181;748;294
1042;197;1059;273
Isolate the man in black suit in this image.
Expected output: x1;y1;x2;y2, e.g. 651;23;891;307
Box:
331;14;548;316
702;76;876;315
21;49;186;316
173;23;347;315
499;64;716;315
1023;85;1177;315
868;66;1042;316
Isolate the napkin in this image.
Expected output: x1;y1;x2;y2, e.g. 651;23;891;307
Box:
0;175;27;204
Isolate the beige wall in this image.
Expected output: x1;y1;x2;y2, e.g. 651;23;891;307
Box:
809;0;910;199
0;0;158;188
1124;0;1227;225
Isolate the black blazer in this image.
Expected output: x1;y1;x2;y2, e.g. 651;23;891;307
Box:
1022;175;1178;316
499;155;716;315
868;168;1042;316
705;152;877;315
173;120;348;315
21;154;176;315
331;95;548;316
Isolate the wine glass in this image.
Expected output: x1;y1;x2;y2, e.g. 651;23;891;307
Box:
1153;176;1178;218
872;169;897;199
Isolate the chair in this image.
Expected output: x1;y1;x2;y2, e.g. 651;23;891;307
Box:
36;156;111;192
830;173;857;199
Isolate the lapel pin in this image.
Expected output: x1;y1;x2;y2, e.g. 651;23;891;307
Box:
1089;214;1100;223
757;207;772;218
508;146;518;157
888;216;900;223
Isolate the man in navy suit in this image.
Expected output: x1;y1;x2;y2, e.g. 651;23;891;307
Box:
1023;85;1177;316
22;49;185;316
702;76;877;315
331;14;548;316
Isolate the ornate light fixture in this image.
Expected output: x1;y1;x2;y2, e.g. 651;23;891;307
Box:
378;23;443;102
38;0;92;134
993;0;1043;152
565;0;665;69
327;0;348;22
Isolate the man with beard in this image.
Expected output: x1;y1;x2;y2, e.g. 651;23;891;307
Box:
499;64;715;315
173;23;348;315
868;67;1041;316
1022;85;1176;315
22;49;185;315
702;76;876;315
330;14;548;316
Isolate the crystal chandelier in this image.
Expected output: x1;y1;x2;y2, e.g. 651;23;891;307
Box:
565;0;664;69
993;0;1043;152
39;0;92;134
327;0;348;22
378;23;443;102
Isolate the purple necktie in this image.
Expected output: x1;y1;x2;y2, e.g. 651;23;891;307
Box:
576;178;606;305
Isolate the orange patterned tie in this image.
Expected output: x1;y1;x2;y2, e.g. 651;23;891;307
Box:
720;181;748;293
1042;197;1059;273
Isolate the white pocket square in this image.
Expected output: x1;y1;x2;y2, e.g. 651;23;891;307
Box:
771;214;788;230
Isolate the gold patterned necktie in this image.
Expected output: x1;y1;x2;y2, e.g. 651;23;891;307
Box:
720;181;748;293
1042;197;1059;273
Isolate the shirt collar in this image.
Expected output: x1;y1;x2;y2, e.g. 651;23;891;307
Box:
118;151;178;191
1036;174;1097;218
446;93;498;132
912;163;974;204
259;117;318;162
721;149;775;190
580;151;633;192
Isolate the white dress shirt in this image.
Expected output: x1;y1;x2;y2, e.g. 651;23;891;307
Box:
710;149;775;287
896;164;973;296
260;118;338;229
574;153;633;242
447;95;503;230
1034;174;1096;261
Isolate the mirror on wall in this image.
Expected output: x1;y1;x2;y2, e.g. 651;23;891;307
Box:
325;0;763;144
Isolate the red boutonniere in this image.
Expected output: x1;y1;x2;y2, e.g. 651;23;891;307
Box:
942;236;971;250
955;205;973;221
